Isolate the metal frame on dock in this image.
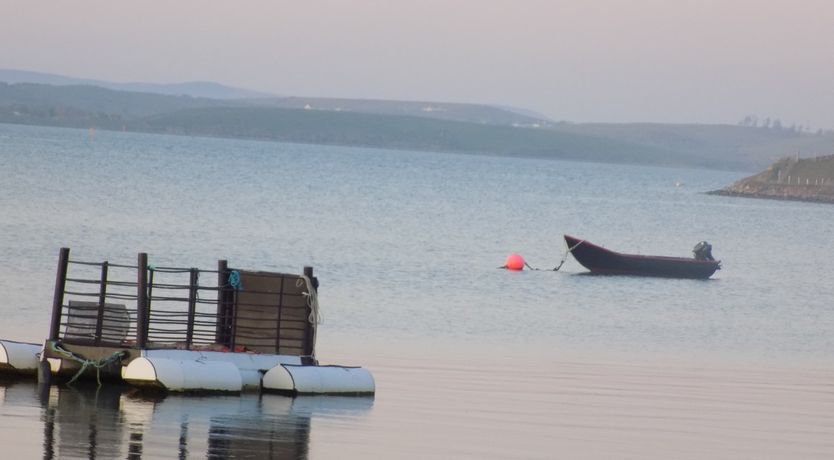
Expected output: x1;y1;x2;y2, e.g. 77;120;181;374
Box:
1;247;373;395
43;247;320;381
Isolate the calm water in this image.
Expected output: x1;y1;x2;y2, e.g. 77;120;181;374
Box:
1;123;833;458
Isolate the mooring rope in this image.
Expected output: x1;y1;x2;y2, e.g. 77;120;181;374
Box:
556;238;585;270
49;342;127;386
522;239;585;271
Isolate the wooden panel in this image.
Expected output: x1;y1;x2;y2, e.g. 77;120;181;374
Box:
232;271;313;355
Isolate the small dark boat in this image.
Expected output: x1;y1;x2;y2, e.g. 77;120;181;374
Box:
564;235;721;279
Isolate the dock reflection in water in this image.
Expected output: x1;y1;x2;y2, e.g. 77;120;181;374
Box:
0;380;373;459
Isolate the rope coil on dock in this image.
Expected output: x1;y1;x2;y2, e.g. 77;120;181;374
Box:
49;342;127;386
298;275;321;362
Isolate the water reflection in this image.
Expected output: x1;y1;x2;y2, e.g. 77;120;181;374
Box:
0;380;373;459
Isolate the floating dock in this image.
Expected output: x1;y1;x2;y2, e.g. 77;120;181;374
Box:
0;248;374;395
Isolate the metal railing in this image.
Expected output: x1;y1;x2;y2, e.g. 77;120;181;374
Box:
47;248;316;357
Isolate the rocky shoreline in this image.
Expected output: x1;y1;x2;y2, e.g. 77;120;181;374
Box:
708;186;834;204
710;155;834;204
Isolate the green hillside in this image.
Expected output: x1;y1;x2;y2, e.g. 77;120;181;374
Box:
2;81;834;171
0;82;236;117
139;106;690;166
711;155;834;203
250;96;549;126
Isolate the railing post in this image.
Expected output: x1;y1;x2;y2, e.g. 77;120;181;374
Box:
216;260;230;346
137;253;148;349
49;247;70;341
304;266;319;290
302;266;316;364
275;276;286;354
94;261;109;345
186;268;198;348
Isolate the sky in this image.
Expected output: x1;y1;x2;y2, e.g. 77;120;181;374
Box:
2;0;833;128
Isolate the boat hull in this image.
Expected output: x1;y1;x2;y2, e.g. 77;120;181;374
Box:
565;235;720;279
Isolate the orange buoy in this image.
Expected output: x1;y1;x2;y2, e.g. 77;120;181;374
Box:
504;253;525;271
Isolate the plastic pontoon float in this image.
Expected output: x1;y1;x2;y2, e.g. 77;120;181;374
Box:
0;248;374;395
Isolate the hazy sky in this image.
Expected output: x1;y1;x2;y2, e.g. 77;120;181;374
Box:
3;0;833;128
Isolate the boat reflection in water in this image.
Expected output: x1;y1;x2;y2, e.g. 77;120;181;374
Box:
26;381;374;459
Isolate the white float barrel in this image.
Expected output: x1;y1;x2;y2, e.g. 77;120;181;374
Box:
0;340;42;374
122;357;243;392
262;364;375;395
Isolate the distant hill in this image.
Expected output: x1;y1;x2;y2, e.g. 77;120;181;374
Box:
556;122;834;171
0;82;243;118
248;97;551;126
0;68;547;125
710;155;834;203
138;106;693;166
0;68;274;100
2;80;834;171
0;83;697;167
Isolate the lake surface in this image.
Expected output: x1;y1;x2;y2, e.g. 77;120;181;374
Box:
1;123;833;458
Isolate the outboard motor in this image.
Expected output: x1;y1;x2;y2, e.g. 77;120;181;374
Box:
692;241;715;261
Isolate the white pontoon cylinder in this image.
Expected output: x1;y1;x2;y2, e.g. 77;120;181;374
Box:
0;340;42;374
122;357;243;392
262;364;375;395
